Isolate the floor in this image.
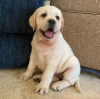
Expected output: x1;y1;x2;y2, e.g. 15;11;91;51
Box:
0;67;100;99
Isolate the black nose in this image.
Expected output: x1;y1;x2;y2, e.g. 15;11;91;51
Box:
48;19;55;25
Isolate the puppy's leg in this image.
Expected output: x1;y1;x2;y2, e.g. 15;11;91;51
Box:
20;52;36;80
52;76;60;82
35;59;59;94
52;56;81;92
34;75;59;82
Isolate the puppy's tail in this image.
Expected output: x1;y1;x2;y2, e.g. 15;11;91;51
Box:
75;77;81;93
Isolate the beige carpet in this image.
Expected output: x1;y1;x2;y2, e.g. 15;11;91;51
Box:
0;67;100;99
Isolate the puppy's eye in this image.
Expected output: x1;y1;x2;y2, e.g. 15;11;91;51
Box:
56;16;59;20
41;13;47;17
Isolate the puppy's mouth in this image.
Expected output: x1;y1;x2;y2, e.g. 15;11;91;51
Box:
40;28;54;38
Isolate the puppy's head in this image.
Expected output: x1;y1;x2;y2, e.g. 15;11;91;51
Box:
29;6;64;39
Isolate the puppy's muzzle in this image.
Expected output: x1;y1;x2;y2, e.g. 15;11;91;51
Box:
48;19;56;27
40;19;56;39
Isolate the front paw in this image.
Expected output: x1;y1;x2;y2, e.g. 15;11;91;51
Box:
35;83;49;94
19;72;32;80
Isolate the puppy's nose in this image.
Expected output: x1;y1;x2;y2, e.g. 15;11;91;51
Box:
48;19;55;25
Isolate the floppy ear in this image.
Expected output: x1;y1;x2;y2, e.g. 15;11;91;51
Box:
29;10;38;31
60;13;64;33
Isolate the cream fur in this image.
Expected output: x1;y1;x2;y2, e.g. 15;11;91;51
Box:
20;5;81;94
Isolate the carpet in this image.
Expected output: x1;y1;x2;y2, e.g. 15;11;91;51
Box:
0;68;100;99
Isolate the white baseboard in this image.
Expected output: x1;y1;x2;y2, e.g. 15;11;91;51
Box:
44;0;50;5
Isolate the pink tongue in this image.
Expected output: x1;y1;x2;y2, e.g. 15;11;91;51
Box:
45;29;53;37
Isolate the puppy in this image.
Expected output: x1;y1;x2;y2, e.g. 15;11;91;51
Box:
20;5;81;94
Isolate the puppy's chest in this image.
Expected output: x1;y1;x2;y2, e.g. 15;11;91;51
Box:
33;42;52;71
35;52;48;72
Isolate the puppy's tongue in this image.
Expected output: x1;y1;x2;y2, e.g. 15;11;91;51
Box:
45;28;53;38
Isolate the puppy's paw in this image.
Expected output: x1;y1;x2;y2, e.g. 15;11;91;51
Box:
19;72;32;80
52;81;63;91
35;83;49;94
33;75;42;82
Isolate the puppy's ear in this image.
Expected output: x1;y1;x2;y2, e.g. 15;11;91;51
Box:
29;10;38;31
60;13;64;33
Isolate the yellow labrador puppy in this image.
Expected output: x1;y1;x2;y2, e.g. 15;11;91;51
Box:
20;5;81;94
